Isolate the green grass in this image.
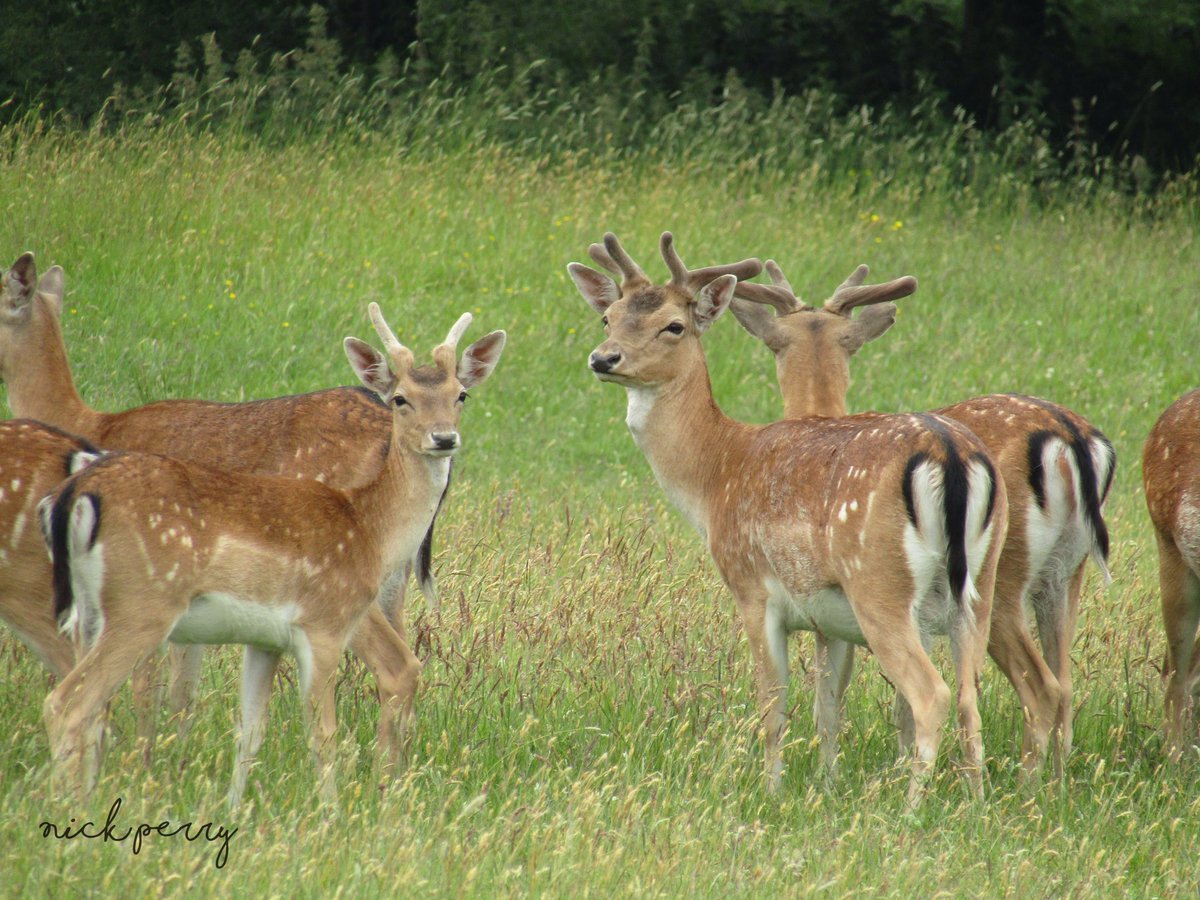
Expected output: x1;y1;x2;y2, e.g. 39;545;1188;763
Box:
2;123;1199;896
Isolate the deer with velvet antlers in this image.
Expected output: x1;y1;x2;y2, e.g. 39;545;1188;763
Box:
1144;388;1200;759
569;233;1007;802
0;251;446;750
39;304;505;805
730;260;1114;780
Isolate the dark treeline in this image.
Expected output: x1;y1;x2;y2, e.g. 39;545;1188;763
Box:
3;1;1197;172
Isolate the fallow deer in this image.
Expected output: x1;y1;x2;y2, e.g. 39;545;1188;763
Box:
570;233;1007;802
1143;389;1200;759
730;260;1115;779
1;251;442;744
0;420;101;679
39;305;505;805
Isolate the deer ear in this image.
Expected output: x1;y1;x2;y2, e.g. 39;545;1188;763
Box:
729;299;785;348
567;263;620;315
841;303;898;354
3;252;37;311
459;330;506;388
38;265;65;315
693;274;736;333
344;337;395;398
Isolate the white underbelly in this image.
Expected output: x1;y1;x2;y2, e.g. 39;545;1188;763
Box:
169;592;298;652
765;577;866;645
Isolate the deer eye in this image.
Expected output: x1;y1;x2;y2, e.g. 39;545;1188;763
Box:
663;322;685;335
392;395;409;408
601;316;609;327
458;391;469;403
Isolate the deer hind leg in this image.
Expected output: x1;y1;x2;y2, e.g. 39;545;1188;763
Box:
850;590;951;806
167;644;205;744
814;634;854;778
892;630;933;759
227;645;281;809
44;626;169;798
348;605;423;783
1157;531;1200;761
987;571;1061;784
1034;563;1086;779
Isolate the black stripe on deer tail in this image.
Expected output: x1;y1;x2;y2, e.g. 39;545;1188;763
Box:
909;415;995;608
1020;396;1113;563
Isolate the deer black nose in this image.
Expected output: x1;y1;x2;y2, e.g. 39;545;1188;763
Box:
430;432;460;451
589;351;621;374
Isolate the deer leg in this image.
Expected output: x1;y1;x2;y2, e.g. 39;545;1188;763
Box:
735;586;790;793
850;592;951;806
813;634;854;777
348;605;422;784
129;649;168;765
167;644;205;744
45;627;167;798
988;579;1060;784
1157;531;1200;761
1034;564;1086;779
376;566;410;640
301;637;344;804
227;646;281;809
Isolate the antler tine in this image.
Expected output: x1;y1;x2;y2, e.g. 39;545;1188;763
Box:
442;312;473;352
824;264;918;316
660;231;764;293
660;231;691;286
587;242;623;277
732;258;804;315
368;302;415;370
602;232;650;289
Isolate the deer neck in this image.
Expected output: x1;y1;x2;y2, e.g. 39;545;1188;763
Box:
622;359;750;538
778;361;849;419
347;431;450;571
3;300;95;431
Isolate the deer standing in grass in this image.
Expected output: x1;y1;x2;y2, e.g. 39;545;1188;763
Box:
570;233;1007;802
0;252;443;746
729;260;1115;780
40;304;505;805
1144;389;1200;759
0;421;101;678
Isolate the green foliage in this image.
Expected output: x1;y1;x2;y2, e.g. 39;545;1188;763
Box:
0;117;1199;893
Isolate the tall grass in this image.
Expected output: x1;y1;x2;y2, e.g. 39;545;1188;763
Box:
1;72;1199;895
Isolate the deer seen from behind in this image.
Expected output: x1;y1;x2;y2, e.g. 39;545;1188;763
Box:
1143;389;1200;759
570;233;1007;803
40;304;506;806
731;259;1115;780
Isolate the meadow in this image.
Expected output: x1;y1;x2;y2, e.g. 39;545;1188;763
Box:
1;116;1198;896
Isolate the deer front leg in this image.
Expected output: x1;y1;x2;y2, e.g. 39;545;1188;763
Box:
348;605;422;784
813;634;854;777
302;638;344;804
227;646;281;809
734;585;789;793
167;644;206;744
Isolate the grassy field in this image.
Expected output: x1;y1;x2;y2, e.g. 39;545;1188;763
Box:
1;123;1199;896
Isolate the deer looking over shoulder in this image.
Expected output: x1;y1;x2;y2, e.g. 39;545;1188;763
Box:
732;259;1114;779
40;304;505;805
571;233;1007;803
